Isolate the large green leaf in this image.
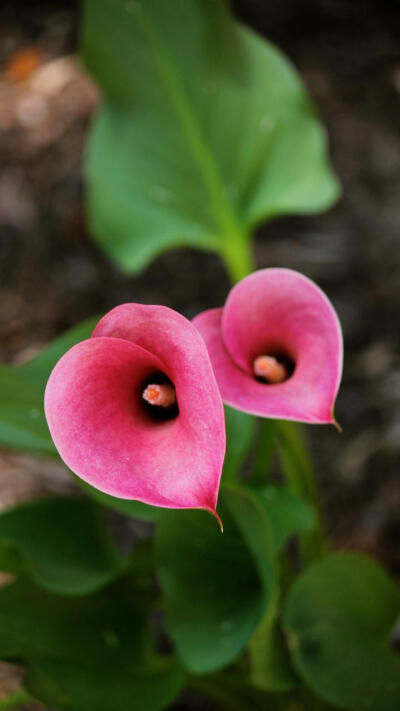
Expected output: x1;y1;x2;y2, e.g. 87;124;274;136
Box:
155;485;276;674
0;318;97;456
0;497;123;595
284;553;400;711
82;0;339;275
0;577;185;711
275;421;325;561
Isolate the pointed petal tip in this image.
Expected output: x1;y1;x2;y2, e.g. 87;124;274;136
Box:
215;511;224;533
329;406;342;432
203;506;223;532
332;417;343;433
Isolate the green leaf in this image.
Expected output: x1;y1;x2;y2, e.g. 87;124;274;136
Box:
82;0;339;275
0;577;185;711
0;497;124;595
275;421;325;561
17;316;98;392
0;397;54;455
0;364;54;455
222;405;256;483
254;485;315;553
284;552;400;711
155;485;276;674
0;318;97;456
78;478;161;523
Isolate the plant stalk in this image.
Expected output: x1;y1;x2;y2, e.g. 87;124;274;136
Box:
275;420;326;562
219;227;254;283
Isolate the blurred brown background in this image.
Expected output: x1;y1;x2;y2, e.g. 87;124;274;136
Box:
0;1;399;704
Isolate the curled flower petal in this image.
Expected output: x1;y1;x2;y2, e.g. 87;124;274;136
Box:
45;305;225;516
193;269;343;425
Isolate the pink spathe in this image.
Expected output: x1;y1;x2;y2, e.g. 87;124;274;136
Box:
193;268;343;425
45;305;225;516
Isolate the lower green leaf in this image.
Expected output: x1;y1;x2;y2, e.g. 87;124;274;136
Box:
0;497;123;595
0;318;97;457
156;485;276;674
0;576;185;711
284;552;400;711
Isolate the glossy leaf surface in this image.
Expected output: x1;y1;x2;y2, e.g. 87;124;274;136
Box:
83;0;339;274
0;577;185;711
284;553;400;711
156;486;276;673
0;497;123;595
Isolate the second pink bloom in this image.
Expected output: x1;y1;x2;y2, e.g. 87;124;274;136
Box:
193;268;343;425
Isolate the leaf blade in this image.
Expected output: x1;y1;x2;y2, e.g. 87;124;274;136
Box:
0;576;185;711
0;497;124;595
83;0;339;273
284;552;400;711
156;485;276;674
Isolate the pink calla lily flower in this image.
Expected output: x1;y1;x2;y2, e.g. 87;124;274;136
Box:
193;268;343;426
45;304;225;518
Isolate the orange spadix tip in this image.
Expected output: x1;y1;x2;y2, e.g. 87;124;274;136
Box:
142;383;176;408
253;355;288;384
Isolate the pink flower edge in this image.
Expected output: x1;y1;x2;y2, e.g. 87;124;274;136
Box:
193;268;343;426
45;304;226;521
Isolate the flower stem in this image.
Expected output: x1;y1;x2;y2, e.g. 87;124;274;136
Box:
219;227;255;284
275;420;326;562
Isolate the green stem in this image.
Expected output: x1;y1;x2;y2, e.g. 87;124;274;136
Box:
250;419;275;486
275;420;326;562
219;227;255;283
